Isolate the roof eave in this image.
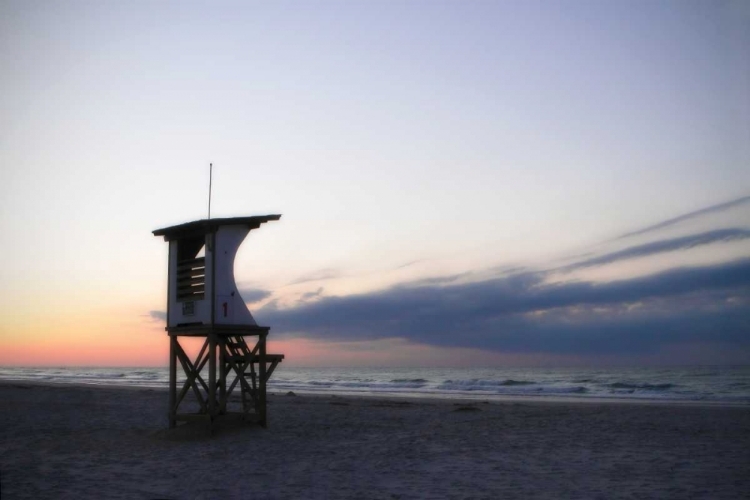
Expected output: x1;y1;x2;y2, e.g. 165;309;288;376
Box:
153;215;282;240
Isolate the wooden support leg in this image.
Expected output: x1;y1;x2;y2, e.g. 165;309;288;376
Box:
259;333;267;428
209;334;217;422
169;335;177;428
219;337;227;414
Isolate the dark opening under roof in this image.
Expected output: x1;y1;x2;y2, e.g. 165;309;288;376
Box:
153;215;281;240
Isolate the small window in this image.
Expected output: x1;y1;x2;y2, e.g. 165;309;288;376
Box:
176;236;205;301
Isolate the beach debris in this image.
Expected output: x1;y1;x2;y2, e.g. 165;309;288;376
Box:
453;405;481;412
286;391;297;396
370;400;413;408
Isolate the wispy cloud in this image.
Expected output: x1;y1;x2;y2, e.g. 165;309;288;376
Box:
488;265;528;276
288;268;341;286
238;288;273;303
616;194;750;240
395;259;424;270
561;228;750;271
300;287;324;302
148;310;166;321
403;272;472;287
256;259;750;356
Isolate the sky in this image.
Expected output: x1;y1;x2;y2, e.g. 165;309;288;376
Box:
1;0;749;367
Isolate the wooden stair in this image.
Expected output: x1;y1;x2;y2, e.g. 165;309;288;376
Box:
222;335;284;421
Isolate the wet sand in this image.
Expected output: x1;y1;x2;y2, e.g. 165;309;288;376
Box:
1;381;749;499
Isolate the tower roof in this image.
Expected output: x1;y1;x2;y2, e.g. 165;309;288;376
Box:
153;215;281;240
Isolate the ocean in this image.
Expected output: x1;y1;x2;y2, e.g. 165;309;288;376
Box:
1;365;748;405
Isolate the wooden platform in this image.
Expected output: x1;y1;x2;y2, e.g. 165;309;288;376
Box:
167;325;284;432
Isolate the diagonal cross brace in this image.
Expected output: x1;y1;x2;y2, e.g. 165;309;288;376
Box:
174;338;210;413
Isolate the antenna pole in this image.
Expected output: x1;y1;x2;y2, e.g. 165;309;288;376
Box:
208;162;213;219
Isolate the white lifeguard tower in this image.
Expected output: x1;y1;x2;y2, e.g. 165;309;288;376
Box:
153;215;284;430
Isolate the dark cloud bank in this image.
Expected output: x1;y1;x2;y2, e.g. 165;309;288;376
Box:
257;257;750;356
146;199;750;359
151;194;750;359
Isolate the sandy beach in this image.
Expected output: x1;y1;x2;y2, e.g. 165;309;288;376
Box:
1;381;748;499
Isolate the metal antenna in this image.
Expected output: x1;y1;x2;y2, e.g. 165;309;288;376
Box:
208;162;213;219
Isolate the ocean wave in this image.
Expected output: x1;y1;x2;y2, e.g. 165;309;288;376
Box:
536;386;588;394
608;382;676;391
272;380;429;392
335;381;428;389
693;371;719;377
500;379;536;386
3;367;748;404
127;371;161;378
440;379;536;389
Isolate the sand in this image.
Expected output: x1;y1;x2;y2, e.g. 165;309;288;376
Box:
1;381;749;499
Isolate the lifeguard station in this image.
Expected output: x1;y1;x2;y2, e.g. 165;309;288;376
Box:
153;215;284;430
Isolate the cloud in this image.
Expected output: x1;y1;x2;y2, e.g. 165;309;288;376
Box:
148;310;166;321
256;258;750;356
288;268;341;285
490;265;528;275
405;272;472;287
300;287;324;302
561;228;750;271
616;194;750;240
238;288;272;303
395;260;423;269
